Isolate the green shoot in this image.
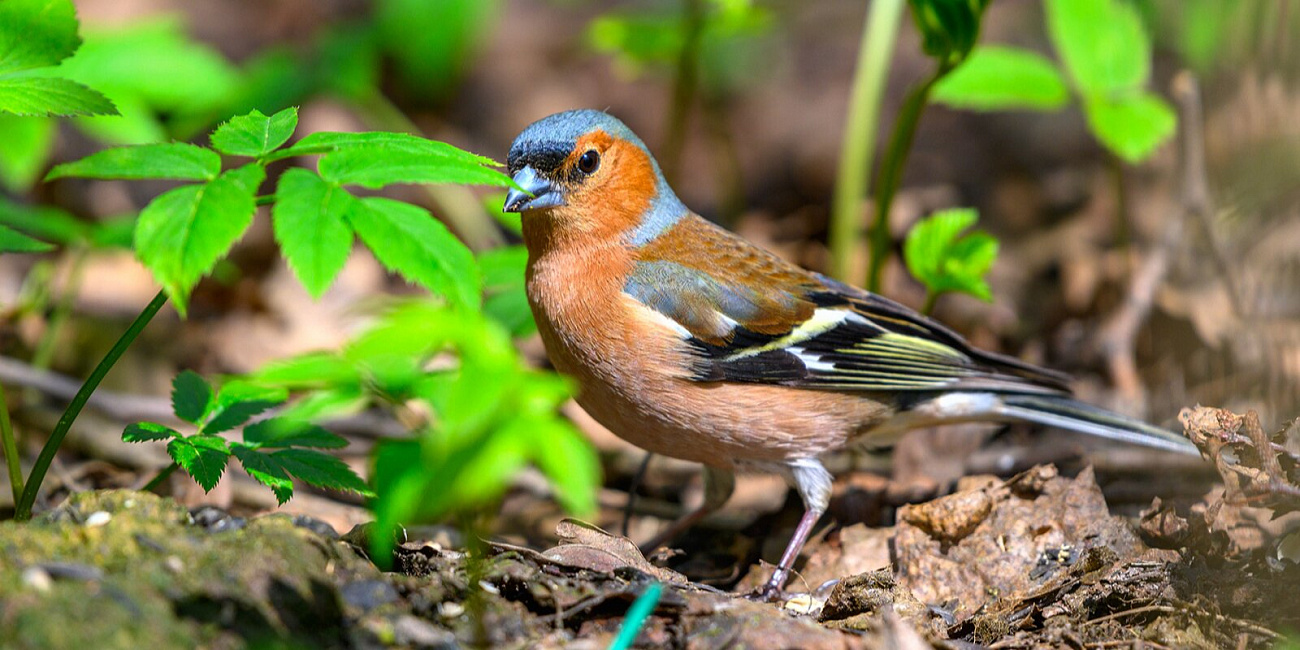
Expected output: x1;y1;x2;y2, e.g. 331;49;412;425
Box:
903;208;998;314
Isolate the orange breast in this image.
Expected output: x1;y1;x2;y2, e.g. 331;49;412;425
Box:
523;234;894;467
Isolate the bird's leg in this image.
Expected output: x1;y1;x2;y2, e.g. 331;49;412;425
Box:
640;464;735;553
622;452;654;536
754;458;832;601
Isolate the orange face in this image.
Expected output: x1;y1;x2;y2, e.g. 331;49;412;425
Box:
510;129;660;243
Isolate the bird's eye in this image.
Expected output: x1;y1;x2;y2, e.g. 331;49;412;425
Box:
577;150;600;175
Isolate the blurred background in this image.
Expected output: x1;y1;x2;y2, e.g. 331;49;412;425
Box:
1;0;1298;541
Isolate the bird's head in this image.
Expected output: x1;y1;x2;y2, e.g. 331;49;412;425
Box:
504;109;686;244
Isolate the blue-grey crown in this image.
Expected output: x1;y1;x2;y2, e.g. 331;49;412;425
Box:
507;109;646;175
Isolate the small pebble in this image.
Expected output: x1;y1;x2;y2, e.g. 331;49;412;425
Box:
165;556;185;574
38;562;104;582
438;601;464;619
85;511;112;527
21;567;52;592
341;580;399;612
392;615;455;649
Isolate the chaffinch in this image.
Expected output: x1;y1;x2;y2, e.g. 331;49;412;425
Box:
503;109;1198;599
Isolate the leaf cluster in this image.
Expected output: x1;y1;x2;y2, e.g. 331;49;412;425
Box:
124;371;370;504
247;301;600;558
44;107;514;314
903;208;998;311
0;0;117;119
931;0;1176;162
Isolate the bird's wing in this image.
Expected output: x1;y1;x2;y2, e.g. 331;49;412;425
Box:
628;215;1071;395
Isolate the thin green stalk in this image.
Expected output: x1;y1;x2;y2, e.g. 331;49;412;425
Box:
31;247;88;371
921;291;938;316
141;462;178;493
610;582;664;650
0;383;23;504
658;0;704;185
14;289;168;521
828;0;905;282
865;65;951;292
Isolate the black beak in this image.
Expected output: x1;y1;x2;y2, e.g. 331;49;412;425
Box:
503;166;564;213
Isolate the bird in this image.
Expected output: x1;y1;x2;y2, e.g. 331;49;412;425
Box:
502;108;1200;600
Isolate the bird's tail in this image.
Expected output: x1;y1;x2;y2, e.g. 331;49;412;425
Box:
996;393;1200;457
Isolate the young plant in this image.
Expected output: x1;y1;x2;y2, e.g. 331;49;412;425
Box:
829;0;992;291
125;371;371;504
247;301;600;561
0;0;117;120
932;0;1176;163
10;104;516;520
903;208;998;314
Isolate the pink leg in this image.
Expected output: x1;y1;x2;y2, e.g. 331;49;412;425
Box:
756;506;824;600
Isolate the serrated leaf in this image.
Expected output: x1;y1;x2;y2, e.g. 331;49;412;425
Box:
167;435;230;492
1046;0;1149;94
1083;92;1177;163
204;380;288;433
271;168;355;298
0;0;80;74
272;448;371;496
171;370;212;423
347;197;480;308
318;147;512;190
47;142;220;181
278;131;498;167
932;46;1069;111
531;419;599;515
0;223;53;252
210;107;298;158
231;446;293;505
0;76;116;117
243;418;348;449
904;208;998;302
122;421;179;442
133;166;263;311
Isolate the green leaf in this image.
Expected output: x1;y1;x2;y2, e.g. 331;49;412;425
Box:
272;448;371;496
123;421;179;442
278;132;498;168
0;197;86;245
932;46;1069;111
205;380;288;433
47;142;220;181
271;168;355;298
133;166;263;310
210;107;298;158
318;147;512;190
167;435;230;492
0;223;53;252
479;246;534;337
58;19;239;117
248;352;359;389
0;76;116;117
243;418;348;449
0;0;81;74
171;370;213;424
531;419;599;515
904;208;998;302
907;0;990;65
231;446;293;505
1083;92;1176;164
348;197;481;308
0;115;56;190
1045;0;1149;94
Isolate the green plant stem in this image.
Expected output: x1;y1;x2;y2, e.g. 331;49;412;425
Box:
921;291;938;316
31;246;88;371
829;0;905;282
13;289;168;521
610;582;664;650
0;383;23;504
141;462;178;493
658;0;705;185
865;65;952;292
